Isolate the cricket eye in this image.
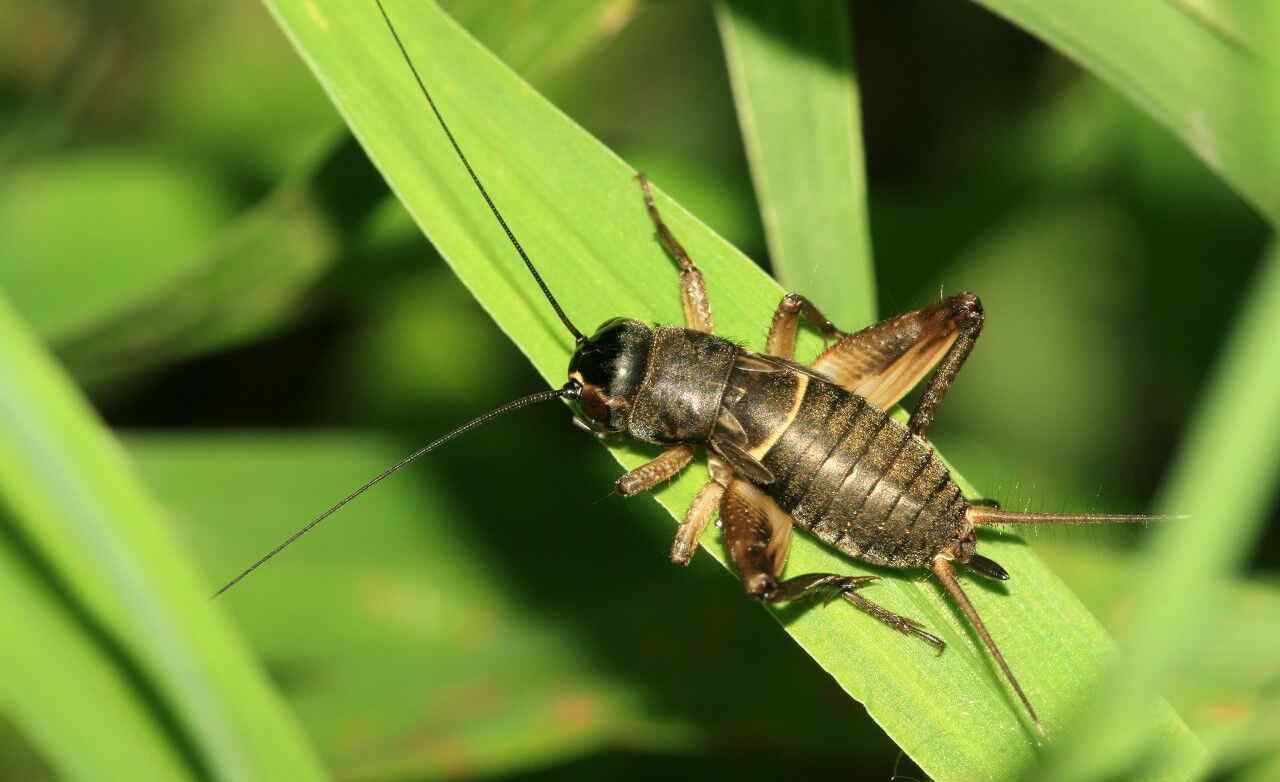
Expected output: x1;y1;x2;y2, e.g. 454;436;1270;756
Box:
568;318;652;400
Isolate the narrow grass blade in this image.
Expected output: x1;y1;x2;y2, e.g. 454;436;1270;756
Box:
974;0;1280;226
0;292;326;781
715;0;876;325
1040;243;1280;779
263;1;1200;777
0;529;196;781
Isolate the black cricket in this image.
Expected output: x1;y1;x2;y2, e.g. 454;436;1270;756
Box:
215;0;1160;738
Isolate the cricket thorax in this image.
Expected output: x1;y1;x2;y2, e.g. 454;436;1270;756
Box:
713;357;970;569
625;326;739;445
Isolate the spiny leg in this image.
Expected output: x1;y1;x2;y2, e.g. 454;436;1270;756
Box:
670;480;724;566
763;574;946;653
615;445;694;496
766;293;845;360
616;449;728;566
908;293;983;438
671;454;737;566
719;479;944;652
636;173;714;332
809;294;971;411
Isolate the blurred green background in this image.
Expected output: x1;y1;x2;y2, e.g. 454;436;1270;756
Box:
1;1;1278;780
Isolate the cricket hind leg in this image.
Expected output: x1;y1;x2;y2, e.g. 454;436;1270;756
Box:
764;574;947;653
806;294;981;420
719;479;945;653
907;293;983;438
636;173;715;333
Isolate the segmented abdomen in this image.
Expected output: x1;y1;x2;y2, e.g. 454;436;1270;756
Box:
718;361;966;569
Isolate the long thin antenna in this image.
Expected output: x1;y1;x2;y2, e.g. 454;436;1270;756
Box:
374;0;585;343
212;382;579;598
932;557;1045;738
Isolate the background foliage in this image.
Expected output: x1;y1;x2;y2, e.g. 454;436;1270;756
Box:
1;1;1277;780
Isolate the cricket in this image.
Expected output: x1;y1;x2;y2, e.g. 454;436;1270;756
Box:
214;0;1162;739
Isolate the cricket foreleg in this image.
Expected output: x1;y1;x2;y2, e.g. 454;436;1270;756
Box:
908;293;983;438
615;445;694;496
765;293;846;359
636;173;715;333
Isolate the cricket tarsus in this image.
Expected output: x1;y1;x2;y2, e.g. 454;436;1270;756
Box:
373;0;585;344
211;382;580;598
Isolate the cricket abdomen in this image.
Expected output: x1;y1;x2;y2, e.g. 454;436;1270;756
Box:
715;357;969;569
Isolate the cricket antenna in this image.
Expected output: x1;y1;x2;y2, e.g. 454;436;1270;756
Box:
374;0;586;344
212;381;581;598
932;557;1045;738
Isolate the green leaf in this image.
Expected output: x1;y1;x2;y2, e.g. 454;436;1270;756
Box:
1039;243;1280;780
50;136;357;386
0;520;196;781
974;0;1280;226
0;150;234;340
440;0;638;88
715;0;875;325
1239;751;1280;782
262;1;1200;778
0;291;325;781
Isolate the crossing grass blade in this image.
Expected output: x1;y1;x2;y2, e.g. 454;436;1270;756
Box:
974;0;1280;226
715;0;876;326
262;1;1202;777
0;517;197;781
0;292;326;781
1038;245;1280;780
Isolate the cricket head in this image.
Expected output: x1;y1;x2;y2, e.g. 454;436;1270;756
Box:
567;317;653;435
